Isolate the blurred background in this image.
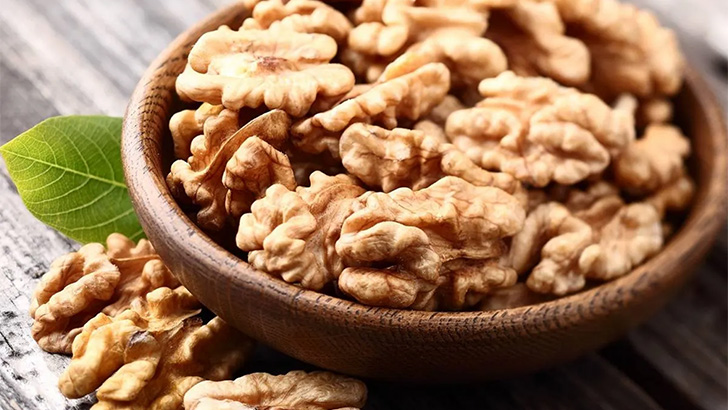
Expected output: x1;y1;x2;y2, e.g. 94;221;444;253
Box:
0;1;726;410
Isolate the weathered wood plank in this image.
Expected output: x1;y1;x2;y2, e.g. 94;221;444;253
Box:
0;1;725;410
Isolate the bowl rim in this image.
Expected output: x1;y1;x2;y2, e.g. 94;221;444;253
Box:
122;2;728;332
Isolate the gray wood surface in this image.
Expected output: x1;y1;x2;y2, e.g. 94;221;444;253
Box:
0;1;725;409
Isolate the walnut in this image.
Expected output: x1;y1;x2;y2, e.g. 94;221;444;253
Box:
422;94;466;126
59;287;253;410
291;63;450;158
339;47;392;84
436;257;518;310
340;123;523;198
378;32;507;87
336;177;525;309
485;0;590;86
509;202;593;295
176;26;354;116
168;110;290;231
241;0;353;44
348;0;489;58
579;202;663;280
637;98;673;125
413;120;447;143
184;370;367;410
647;174;695;218
237;173;366;290
550;0;684;99
29;234;179;354
170;104;225;159
614;124;690;194
223;136;297;220
446;71;634;186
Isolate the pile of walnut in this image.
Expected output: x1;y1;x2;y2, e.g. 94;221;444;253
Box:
30;233;367;409
167;0;692;311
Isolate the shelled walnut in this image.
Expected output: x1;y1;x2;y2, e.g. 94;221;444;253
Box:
162;0;690;310
168;110;291;231
59;287;253;410
184;370;367;410
30;234;179;354
176;25;354;116
336;177;524;309
446;71;635;187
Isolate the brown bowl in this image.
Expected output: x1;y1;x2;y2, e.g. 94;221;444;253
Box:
121;2;727;382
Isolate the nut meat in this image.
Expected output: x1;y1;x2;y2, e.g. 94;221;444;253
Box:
184;370;367;410
446;71;635;186
176;26;354;116
59;287;253;410
30;234;178;354
160;0;692;311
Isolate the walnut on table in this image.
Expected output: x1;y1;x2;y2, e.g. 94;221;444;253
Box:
237;173;366;290
291;62;450;158
167;110;291;231
241;0;353;44
549;0;684;100
58;287;253;410
29;234;179;354
485;0;590;86
176;25;354;117
336;177;524;309
446;71;635;186
183;370;367;410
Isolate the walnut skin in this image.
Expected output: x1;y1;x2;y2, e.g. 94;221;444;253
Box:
59;288;253;410
29;234;179;354
614;124;690;194
446;71;635;186
237;173;366;290
291;62;450;158
509;202;593;295
485;0;590;86
242;0;353;44
176;26;354;117
340;123;522;199
168;110;290;231
336;177;525;309
184;370;367;410
550;0;684;99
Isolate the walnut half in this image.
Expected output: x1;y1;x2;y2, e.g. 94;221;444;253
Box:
184;370;367;410
30;234;178;354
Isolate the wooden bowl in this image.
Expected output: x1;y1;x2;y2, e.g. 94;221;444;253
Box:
121;3;727;382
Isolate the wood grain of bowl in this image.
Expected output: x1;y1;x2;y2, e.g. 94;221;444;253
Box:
121;3;727;382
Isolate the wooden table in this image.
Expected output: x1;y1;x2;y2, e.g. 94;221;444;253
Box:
0;1;725;409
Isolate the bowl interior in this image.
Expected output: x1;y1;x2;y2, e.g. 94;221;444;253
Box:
122;2;727;381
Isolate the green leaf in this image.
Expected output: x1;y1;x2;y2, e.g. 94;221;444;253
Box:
0;116;144;244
